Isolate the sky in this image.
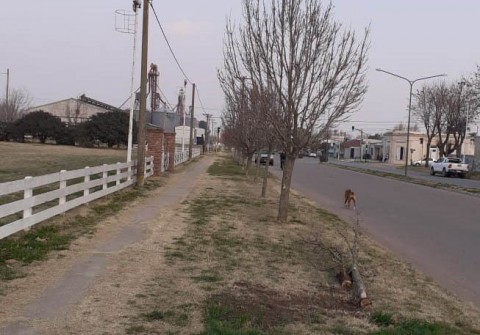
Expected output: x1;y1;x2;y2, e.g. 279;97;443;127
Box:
1;1;479;134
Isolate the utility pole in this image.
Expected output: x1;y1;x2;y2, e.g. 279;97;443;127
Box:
203;113;212;152
126;1;141;163
188;83;195;160
115;3;141;163
352;126;365;162
136;0;149;186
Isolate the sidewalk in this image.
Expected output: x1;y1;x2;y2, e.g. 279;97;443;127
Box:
0;155;215;335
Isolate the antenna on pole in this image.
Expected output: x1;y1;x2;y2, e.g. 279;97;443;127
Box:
115;1;141;164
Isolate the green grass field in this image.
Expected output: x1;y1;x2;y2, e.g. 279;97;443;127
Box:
0;142;128;183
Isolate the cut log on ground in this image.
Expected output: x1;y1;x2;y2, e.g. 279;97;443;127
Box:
351;265;371;307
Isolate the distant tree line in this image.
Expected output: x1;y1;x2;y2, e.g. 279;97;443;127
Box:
0;109;136;148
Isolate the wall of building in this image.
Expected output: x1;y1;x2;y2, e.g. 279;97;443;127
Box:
27;99;111;124
382;131;475;165
474;136;480;172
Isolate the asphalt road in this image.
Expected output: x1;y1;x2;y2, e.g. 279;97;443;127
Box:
274;156;480;306
329;158;480;190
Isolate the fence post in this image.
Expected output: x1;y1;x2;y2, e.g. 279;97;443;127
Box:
59;170;67;208
23;176;33;231
84;166;90;199
116;162;121;186
103;164;108;190
23;176;33;222
145;157;151;177
127;161;132;181
161;152;165;173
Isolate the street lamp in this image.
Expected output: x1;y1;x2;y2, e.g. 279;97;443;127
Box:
458;81;470;163
376;68;447;176
1;68;9;106
115;1;141;163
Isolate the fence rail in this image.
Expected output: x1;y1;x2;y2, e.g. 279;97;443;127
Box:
174;148;201;166
0;157;154;240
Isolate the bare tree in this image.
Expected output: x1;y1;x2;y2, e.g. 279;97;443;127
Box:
218;23;269;176
413;85;441;166
0;88;32;123
306;212;371;307
250;83;279;196
219;80;261;175
230;0;369;222
432;81;479;157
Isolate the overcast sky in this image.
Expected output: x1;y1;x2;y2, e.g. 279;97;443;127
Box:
1;1;479;133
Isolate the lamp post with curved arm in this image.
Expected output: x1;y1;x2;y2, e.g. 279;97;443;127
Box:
376;68;447;176
1;68;9;107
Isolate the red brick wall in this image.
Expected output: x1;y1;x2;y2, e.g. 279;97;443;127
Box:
146;128;164;176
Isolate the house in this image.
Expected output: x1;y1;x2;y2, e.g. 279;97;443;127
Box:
26;94;124;124
340;138;383;160
174;126;205;146
473;136;480;172
341;139;361;159
382;130;475;165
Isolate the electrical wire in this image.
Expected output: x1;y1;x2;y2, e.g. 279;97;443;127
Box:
149;2;192;85
149;1;212;118
195;86;207;115
118;86;140;109
157;84;173;109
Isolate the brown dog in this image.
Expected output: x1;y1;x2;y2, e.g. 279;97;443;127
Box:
344;189;356;209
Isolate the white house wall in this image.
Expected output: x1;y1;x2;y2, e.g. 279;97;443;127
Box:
383;131;475;165
27;99;110;124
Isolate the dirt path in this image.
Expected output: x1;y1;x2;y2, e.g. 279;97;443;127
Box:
0;155;215;335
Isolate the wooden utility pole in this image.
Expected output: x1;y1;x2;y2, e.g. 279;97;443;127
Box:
136;0;149;186
188;83;196;159
203;114;212;152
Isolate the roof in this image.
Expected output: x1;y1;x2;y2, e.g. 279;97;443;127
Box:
343;139;361;148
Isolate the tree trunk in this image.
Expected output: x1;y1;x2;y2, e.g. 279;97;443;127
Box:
278;156;295;223
261;147;273;198
254;152;261;183
425;138;433;167
245;153;253;176
351;265;371;307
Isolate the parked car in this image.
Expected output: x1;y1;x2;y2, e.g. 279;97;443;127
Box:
255;153;274;166
308;152;317;158
413;158;435;167
430;157;469;178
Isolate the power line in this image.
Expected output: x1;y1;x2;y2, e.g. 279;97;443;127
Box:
118;86;140;109
149;1;209;118
149;2;192;85
156;84;173;109
195;86;207;116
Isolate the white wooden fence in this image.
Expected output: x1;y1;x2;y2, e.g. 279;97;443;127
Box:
174;148;201;166
0;157;154;240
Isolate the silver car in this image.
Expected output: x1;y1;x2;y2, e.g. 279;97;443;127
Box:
413;158;435;167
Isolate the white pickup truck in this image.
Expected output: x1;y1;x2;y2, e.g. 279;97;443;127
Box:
430;157;469;178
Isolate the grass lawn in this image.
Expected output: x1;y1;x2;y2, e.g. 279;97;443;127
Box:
0;142;128;183
1;150;479;334
123;155;480;335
